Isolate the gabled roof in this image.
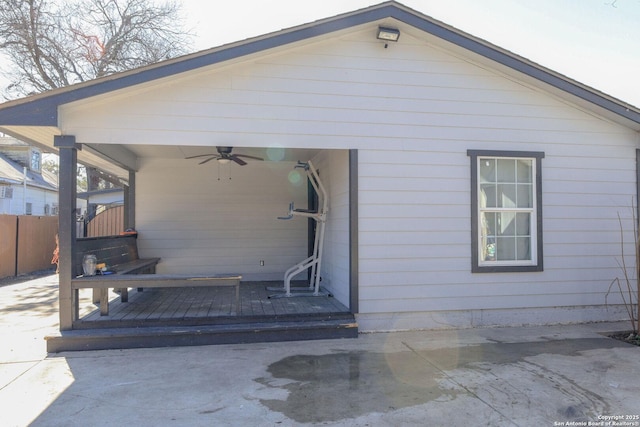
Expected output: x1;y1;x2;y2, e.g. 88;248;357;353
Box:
0;153;57;190
0;1;638;129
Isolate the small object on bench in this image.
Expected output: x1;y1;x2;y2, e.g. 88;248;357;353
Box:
82;254;97;276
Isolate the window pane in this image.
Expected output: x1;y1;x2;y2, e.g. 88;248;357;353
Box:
517;184;532;208
480;184;496;207
497;184;517;208
517;159;532;183
516;213;530;236
481;212;497;261
497;159;516;182
496;236;516;260
480;158;496;183
497;212;515;236
482;212;497;237
481;213;533;262
516;237;531;260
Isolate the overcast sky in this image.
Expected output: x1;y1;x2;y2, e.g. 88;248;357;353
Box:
180;0;640;107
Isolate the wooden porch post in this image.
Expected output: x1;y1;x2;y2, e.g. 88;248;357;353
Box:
124;170;136;230
349;149;359;314
54;135;80;330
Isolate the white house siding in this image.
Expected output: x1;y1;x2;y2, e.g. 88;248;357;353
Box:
135;158;308;281
356;138;636;331
312;150;351;307
0;184;57;216
57;26;639;329
349;38;639;331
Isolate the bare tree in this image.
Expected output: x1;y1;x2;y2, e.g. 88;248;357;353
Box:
0;0;193;98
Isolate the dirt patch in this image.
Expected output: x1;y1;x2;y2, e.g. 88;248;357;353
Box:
609;332;640;346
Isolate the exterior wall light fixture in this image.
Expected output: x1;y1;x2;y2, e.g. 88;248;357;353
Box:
377;26;400;47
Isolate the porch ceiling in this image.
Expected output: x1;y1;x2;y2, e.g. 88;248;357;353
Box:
127;145;322;163
0;123;323;180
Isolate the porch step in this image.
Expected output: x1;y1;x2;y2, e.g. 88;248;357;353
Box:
45;317;358;352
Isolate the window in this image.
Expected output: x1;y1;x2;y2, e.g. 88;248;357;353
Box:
0;186;13;199
468;150;544;272
30;149;41;172
25;202;32;215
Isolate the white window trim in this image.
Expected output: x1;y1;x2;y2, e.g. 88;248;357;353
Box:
477;156;537;268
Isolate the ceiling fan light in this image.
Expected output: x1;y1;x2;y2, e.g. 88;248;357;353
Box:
217;158;231;164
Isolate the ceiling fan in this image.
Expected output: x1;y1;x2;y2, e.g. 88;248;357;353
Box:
185;146;264;166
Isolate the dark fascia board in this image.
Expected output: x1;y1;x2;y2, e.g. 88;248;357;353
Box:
0;1;639;127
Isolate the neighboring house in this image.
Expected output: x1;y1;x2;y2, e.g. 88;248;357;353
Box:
78;188;123;207
0;136;58;216
1;2;639;345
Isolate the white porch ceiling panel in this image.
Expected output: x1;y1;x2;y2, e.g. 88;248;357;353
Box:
129;145;320;163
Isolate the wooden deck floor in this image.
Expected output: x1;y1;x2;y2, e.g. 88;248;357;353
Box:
75;281;350;328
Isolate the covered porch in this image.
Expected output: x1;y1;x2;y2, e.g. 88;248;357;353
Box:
44;139;358;351
76;281;351;328
0;4;374;352
46;281;356;352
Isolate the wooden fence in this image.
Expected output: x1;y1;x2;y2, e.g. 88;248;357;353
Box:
86;205;124;237
0;206;124;279
0;215;58;279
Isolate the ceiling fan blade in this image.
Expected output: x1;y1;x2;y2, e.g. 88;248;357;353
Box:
230;156;247;166
199;156;220;164
185;154;217;159
234;154;264;161
188;148;261;166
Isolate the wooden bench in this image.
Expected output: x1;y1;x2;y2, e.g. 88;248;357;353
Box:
72;234;241;318
74;234;160;277
73;234;160;317
72;274;242;317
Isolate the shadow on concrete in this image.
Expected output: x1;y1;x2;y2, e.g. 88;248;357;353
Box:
0;270;58;318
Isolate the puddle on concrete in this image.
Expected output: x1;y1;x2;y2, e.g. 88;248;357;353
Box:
258;338;628;424
258;350;454;424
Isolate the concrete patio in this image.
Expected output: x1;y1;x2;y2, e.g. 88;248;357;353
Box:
1;273;639;426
